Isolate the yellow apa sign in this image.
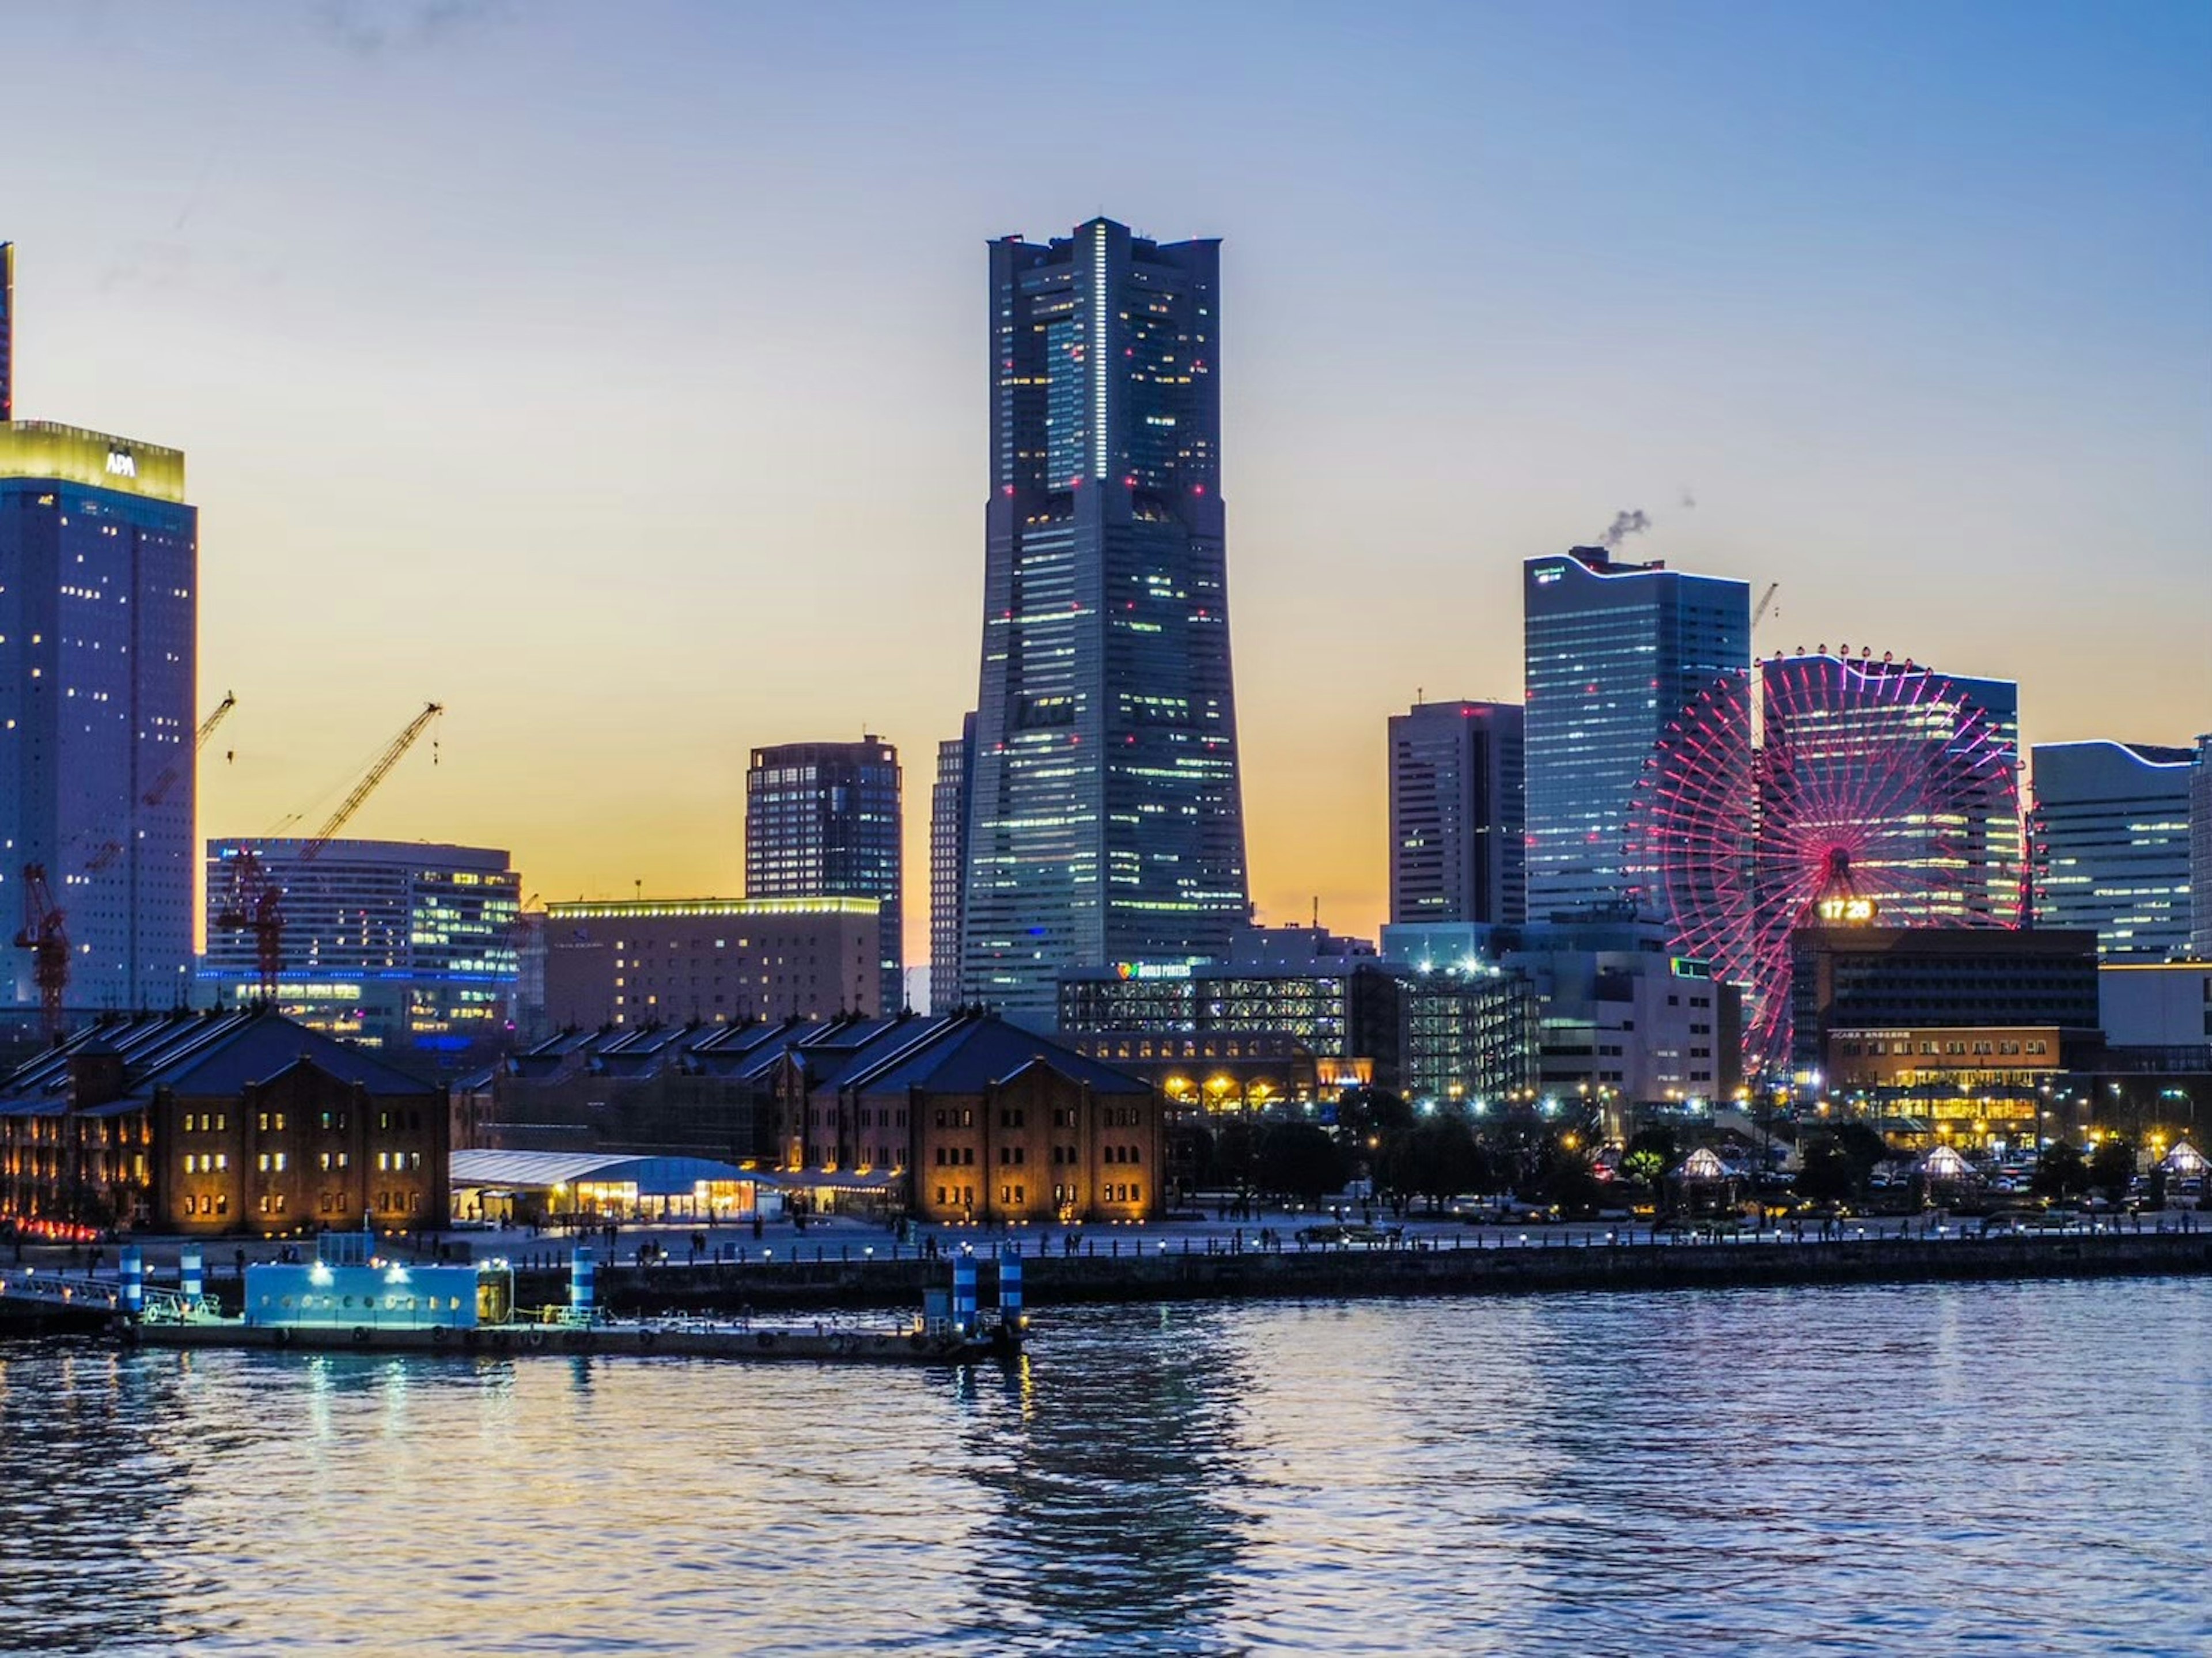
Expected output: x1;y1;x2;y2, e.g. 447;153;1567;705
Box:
0;420;188;503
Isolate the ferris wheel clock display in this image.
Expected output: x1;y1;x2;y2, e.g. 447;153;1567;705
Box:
1627;650;2022;1071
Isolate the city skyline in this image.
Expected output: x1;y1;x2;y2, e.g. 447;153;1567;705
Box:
2;2;2206;973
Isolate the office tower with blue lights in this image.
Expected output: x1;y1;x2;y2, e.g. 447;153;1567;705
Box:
746;738;904;1012
1522;547;1750;921
959;217;1249;1027
2032;739;2197;959
0;247;199;1016
1389;699;1525;927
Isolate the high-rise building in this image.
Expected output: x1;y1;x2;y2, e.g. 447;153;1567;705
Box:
929;714;975;1012
2029;739;2195;960
1522;547;1750;921
959;217;1249;1025
2192;734;2212;959
1;406;198;1016
745;738;903;1011
1389;699;1524;927
1;241;14;422
201;840;521;1062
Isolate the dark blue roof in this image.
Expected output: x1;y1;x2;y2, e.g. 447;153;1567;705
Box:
850;1016;1150;1097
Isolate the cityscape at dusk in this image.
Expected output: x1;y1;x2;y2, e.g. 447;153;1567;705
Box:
4;2;2205;969
2;4;2210;1654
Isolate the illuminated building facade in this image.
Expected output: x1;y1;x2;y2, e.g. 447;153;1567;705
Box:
1384;911;1740;1107
0;418;198;1016
2029;739;2195;960
1787;925;2099;1076
929;715;974;1013
959;217;1248;1026
467;1008;1162;1225
1522;547;1750;921
539;896;881;1029
202;840;520;1062
2192;734;2212;959
1058;951;1535;1107
1389;699;1525;927
1;241;13;422
0;1010;445;1234
745;738;903;1012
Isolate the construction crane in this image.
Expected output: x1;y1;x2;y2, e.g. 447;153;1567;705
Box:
302;701;442;855
13;864;69;1041
145;689;238;809
84;690;241;878
1753;582;1781;630
215;701;443;999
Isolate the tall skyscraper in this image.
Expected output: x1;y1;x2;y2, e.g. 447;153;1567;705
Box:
1;242;14;423
745;738;903;1011
959;217;1249;1026
929;713;974;1012
2029;739;2195;959
1523;547;1751;921
1389;700;1525;927
0;258;198;1017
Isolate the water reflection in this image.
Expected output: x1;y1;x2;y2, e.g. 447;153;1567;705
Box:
959;1302;1258;1651
0;1283;2206;1655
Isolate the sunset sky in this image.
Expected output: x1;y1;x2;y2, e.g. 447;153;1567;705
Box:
8;1;2208;978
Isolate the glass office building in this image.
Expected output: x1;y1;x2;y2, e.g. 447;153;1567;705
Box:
745;738;903;1011
929;715;974;1013
202;839;521;1062
0;419;198;1016
1522;548;1751;921
1389;699;1525;927
2195;735;2212;959
960;218;1249;1026
2031;739;2195;959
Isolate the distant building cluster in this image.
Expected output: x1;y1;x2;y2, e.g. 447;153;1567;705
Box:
2;217;2211;1239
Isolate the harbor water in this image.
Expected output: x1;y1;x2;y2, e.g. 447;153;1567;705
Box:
3;1278;2209;1655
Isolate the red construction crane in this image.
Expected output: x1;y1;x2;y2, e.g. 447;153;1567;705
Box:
18;691;240;1020
13;864;70;1041
215;701;443;998
213;848;283;1002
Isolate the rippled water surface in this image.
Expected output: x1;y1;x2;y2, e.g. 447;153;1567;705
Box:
5;1280;2210;1655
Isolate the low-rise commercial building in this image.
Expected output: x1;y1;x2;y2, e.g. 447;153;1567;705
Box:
1058;944;1535;1109
541;897;882;1029
1789;925;2101;1075
1383;910;1740;1111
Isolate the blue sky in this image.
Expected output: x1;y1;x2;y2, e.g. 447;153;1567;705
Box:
6;0;2207;944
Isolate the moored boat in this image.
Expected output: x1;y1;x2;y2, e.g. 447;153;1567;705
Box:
113;1221;1025;1366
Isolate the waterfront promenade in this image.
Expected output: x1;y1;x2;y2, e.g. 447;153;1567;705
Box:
10;1209;2209;1329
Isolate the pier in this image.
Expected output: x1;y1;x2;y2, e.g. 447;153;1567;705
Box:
491;1225;2212;1315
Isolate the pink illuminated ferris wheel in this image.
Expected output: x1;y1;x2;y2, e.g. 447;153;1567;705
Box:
1627;650;2022;1073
